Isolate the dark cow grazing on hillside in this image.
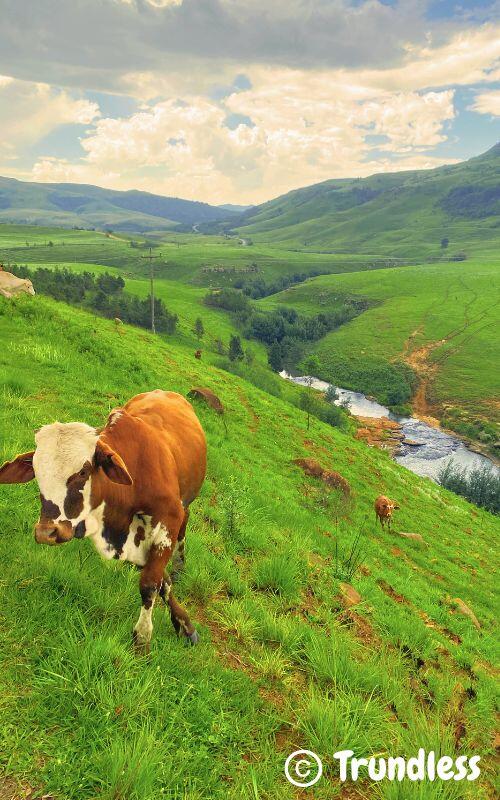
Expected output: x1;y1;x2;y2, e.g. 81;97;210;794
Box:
194;349;202;360
375;495;400;530
0;390;207;652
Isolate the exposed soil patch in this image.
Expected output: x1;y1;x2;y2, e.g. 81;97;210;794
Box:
0;778;38;800
444;683;468;749
417;610;462;645
339;608;380;647
235;387;259;431
339;783;372;799
293;457;351;495
377;579;408;605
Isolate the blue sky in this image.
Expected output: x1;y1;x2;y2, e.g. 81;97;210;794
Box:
0;0;498;204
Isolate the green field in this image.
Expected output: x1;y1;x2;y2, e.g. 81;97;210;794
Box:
0;293;499;800
260;260;500;450
0;224;410;287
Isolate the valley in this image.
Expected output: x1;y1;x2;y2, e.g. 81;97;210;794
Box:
0;147;498;799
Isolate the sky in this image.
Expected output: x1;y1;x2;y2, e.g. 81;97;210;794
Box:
0;0;499;205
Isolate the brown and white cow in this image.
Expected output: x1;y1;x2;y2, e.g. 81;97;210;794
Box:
0;390;207;651
374;495;400;530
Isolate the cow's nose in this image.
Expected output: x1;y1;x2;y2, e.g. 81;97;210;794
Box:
34;520;73;545
34;522;58;545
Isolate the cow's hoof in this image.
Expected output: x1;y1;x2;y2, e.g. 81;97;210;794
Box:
132;629;151;655
185;629;199;646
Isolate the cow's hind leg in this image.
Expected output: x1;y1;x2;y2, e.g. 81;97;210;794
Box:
170;508;189;582
161;574;199;646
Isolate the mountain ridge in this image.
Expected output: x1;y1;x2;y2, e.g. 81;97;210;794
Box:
0;176;238;233
221;143;500;256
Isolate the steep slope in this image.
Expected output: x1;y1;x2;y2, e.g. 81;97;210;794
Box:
0;177;237;232
230;144;500;256
0;293;498;799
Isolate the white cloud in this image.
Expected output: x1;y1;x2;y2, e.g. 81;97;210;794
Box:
357;90;455;151
470;88;500;116
0;12;497;203
26;78;457;204
0;76;99;157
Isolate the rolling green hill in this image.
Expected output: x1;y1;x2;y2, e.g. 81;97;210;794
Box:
260;259;500;454
229;144;500;257
0;223;389;286
0;293;498;799
0;177;237;232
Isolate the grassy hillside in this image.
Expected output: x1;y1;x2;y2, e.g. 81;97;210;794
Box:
260;260;500;453
0;294;498;800
0;224;397;286
15;259;269;365
0;177;236;232
230;145;500;257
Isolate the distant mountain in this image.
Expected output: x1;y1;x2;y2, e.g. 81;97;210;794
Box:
223;144;500;256
0;177;238;232
218;203;254;213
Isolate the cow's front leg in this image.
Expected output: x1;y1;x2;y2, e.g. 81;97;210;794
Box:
133;503;198;650
133;511;177;653
133;585;157;654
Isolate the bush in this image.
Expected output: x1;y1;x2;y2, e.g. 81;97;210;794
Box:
438;462;500;514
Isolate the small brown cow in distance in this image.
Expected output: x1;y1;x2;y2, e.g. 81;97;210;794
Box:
194;349;202;360
375;495;400;530
0;390;207;652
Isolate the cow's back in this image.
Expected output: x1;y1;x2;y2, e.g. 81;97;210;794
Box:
124;390;206;505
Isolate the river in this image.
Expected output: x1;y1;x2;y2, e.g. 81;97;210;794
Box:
280;372;499;482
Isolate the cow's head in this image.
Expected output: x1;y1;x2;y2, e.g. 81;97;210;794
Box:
0;422;132;545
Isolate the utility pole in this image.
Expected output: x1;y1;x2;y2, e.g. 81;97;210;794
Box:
141;247;161;333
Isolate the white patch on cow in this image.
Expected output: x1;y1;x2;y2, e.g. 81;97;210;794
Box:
120;514;154;566
33;422;98;519
87;512;161;567
84;502;115;558
134;599;155;645
152;522;172;554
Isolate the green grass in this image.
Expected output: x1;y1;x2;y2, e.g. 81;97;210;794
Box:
0;294;498;799
0;223;403;287
232;145;500;258
260;259;500;448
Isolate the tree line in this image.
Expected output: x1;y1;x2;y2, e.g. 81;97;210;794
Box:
10;265;178;334
204;287;360;372
232;269;330;299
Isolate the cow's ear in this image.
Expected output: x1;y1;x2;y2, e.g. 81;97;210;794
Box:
94;440;132;485
0;451;35;484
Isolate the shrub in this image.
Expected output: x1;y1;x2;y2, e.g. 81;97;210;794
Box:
438;462;500;514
